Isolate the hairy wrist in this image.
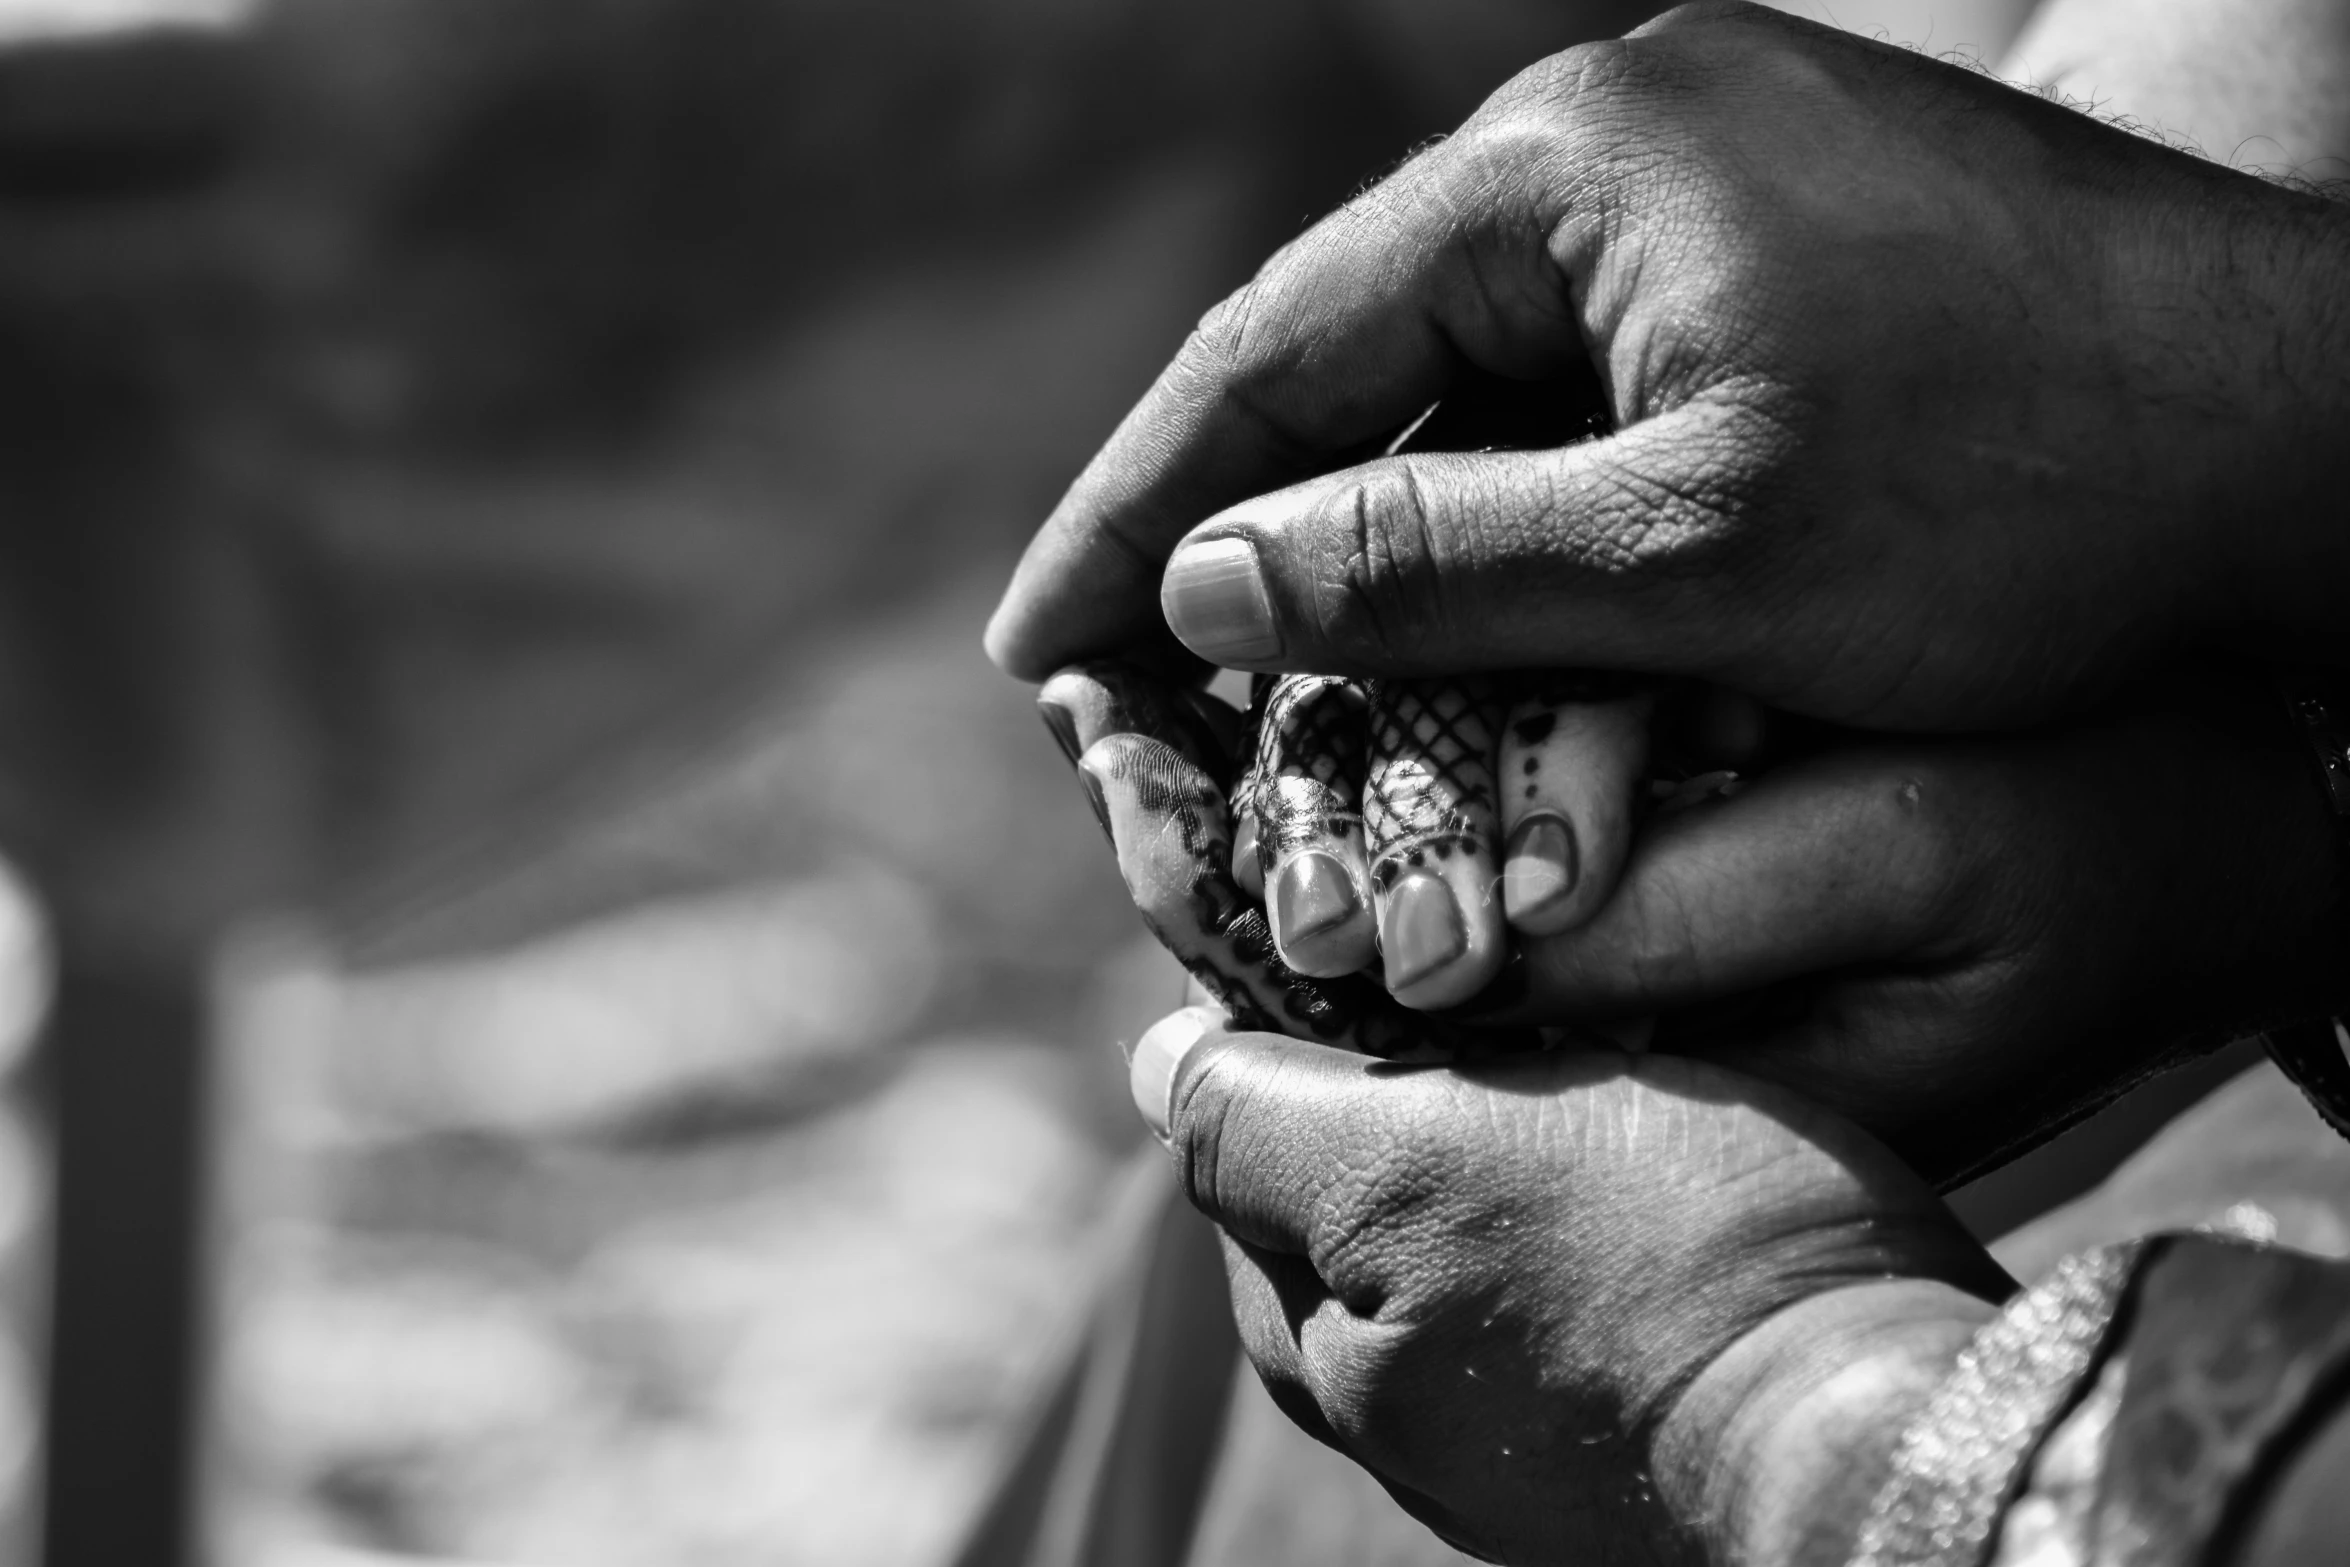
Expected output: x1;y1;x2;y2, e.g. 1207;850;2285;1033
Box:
1656;1281;2000;1567
2114;165;2350;664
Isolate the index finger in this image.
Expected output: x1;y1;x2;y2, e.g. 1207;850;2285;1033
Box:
981;101;1602;681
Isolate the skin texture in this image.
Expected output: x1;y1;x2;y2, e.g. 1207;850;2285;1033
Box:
1137;1009;2008;1566
1042;661;1551;1062
1473;668;2350;1184
985;3;2350;729
1072;661;2349;1186
1013;3;2350;1558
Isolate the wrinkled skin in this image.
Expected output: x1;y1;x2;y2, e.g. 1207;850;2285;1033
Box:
1363;666;2350;1184
1057;658;2348;1186
988;2;2350;729
1144;1010;2005;1565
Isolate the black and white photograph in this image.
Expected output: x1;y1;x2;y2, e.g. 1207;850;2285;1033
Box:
0;1;2344;1563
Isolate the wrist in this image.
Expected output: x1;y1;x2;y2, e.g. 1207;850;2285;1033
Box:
1657;1281;1999;1567
2123;173;2350;665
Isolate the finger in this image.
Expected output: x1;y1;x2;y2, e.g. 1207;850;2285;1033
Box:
982;107;1610;682
1251;675;1377;977
1078;734;1298;1040
1473;749;1962;1020
1081;737;1518;1062
1142;1018;1399;1257
1497;674;1654;936
1365;676;1510;1010
1036;661;1236;777
1217;1230;1335;1438
1228;673;1278;900
1153;398;1800;691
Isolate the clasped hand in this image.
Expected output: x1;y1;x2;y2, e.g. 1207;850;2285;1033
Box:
992;3;2350;1563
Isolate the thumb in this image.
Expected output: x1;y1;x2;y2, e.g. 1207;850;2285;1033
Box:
1157;395;1798;689
1128;1007;1393;1258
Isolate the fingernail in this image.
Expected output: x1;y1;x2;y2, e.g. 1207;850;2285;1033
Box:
1275;850;1358;941
1075;757;1113;842
1380;869;1466;992
1162;536;1282;664
1501;812;1579;920
1274;850;1374;976
1232;810;1265;899
1130;1006;1220;1139
1038;695;1082;767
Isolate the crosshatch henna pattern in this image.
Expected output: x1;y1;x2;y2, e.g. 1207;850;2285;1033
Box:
1363;676;1506;884
1043;662;1545;1062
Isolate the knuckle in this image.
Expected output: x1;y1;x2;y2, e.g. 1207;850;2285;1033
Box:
1185;275;1284;392
1305;460;1465;667
1492;37;1637;118
1636;1;1773;39
1304;1326;1414;1446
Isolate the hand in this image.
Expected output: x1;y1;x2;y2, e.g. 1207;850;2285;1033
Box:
987;2;2350;729
1127;1006;2007;1566
1044;659;2346;1181
1475;666;2350;1182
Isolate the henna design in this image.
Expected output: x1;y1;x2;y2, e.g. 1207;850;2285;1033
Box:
1240;673;1379;978
1045;663;1541;1061
1364;675;1506;870
1497;679;1655;935
1359;676;1513;1007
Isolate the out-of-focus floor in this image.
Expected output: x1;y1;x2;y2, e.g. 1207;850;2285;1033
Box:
206;587;1185;1567
198;191;1229;1563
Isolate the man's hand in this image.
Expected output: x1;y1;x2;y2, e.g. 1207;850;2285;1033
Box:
1128;1007;2006;1565
987;1;2350;728
1471;666;2350;1181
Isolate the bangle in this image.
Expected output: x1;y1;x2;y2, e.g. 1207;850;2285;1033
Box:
2269;668;2350;1144
1849;1246;2140;1567
1852;1235;2350;1567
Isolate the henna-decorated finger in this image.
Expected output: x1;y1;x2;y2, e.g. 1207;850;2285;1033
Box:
1077;732;1525;1061
1041;662;1545;1063
1364;675;1510;1011
1226;673;1275;900
1245;674;1377;977
1497;673;1655;936
1037;661;1236;777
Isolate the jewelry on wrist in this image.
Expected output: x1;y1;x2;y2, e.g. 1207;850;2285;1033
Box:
1852;1236;2350;1567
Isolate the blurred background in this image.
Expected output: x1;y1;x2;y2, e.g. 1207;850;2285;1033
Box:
0;1;2035;1564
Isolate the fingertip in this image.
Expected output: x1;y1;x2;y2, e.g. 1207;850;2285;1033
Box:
1500;810;1584;934
1130;1006;1226;1139
981;602;1025;679
1270;850;1377;976
1162;531;1285;667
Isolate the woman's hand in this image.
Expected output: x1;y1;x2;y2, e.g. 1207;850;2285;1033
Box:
1128;1006;2006;1567
987;1;2350;729
1474;666;2349;1181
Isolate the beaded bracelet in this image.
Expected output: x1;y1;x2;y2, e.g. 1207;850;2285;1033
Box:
1852;1235;2350;1567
